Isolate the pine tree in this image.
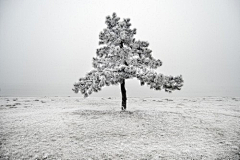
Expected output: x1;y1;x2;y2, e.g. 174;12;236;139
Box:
73;13;184;110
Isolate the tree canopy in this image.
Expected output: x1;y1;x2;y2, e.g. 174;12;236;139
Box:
73;13;183;98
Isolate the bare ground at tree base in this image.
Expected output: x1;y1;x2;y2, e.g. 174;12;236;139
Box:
0;97;240;160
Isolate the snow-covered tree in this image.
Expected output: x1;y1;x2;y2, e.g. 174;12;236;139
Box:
73;13;183;110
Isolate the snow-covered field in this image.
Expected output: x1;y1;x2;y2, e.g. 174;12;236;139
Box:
0;97;240;159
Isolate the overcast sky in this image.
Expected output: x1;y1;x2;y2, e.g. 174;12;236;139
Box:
0;0;240;97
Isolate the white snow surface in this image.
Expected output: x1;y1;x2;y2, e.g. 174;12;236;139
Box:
0;97;239;159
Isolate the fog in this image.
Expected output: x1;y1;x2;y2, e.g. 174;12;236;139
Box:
0;0;240;97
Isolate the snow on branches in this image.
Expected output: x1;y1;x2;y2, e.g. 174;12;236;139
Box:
73;13;183;97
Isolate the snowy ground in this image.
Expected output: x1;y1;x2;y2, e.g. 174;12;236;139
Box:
0;96;240;160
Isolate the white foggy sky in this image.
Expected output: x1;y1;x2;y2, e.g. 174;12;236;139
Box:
0;0;240;97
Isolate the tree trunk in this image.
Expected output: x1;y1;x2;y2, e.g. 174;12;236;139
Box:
120;79;127;110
